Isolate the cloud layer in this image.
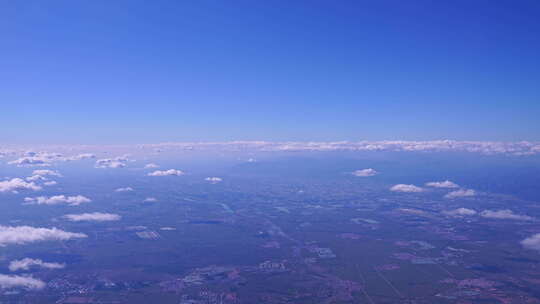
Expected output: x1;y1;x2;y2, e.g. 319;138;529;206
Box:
0;226;87;246
444;208;477;216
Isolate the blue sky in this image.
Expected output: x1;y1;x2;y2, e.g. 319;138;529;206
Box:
1;0;539;144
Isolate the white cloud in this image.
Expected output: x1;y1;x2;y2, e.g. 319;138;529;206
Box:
144;163;159;169
25;175;45;182
32;170;61;177
24;195;91;206
148;169;184;176
64;212;121;222
444;208;477;216
115;187;133;192
522;233;540;251
9;258;65;272
480;209;533;221
0;178;42;193
67;153;95;160
352;168;378;177
43;181;57;186
390;184;424;193
0;274;46;290
144;197;157;202
425;180;459;188
205;177;222;183
95;155;130;168
445;189;476;199
0;226;87;246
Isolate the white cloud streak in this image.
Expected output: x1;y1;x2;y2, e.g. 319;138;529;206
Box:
115;187;134;192
24;195;91;206
443;208;477;216
480;209;533;221
205;177;222;183
425;180;459;188
0;274;46;290
148;169;184;176
390;184;424;193
352;169;378;177
445;189;476;199
0;226;87;246
64;212;121;222
9;258;65;272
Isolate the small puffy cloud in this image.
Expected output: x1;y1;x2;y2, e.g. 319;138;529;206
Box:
148;169;184;176
8;157;50;167
0;225;87;246
390;184;424;193
144;197;157;202
9;258;65;272
24;195;91;206
0;274;46;290
44;181;57;186
25;175;46;182
522;233;540;251
95;155;130;169
144;163;159;169
480;209;533;221
425;180;459;188
445;189;476;199
64;212;121;222
115;187;133;192
0;178;42;193
444;208;477;216
352;169;378;177
67;153;95;160
32;170;61;177
205;177;223;183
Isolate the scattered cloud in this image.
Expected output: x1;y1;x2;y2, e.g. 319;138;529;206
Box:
390;184;424;193
205;177;222;183
9;258;65;272
144;163;159;169
32;170;61;177
64;212;121;222
115;187;134;192
480;209;533;221
144;197;157;202
24;195;91;206
95;155;130;168
0;178;42;193
521;233;540;251
148;169;184;176
352;169;378;177
425;180;459;188
0;274;46;290
66;153;95;160
445;189;476;199
444;208;477;216
43;181;57;186
0;225;87;246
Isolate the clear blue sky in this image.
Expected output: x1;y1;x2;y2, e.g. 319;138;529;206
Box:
1;0;539;144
